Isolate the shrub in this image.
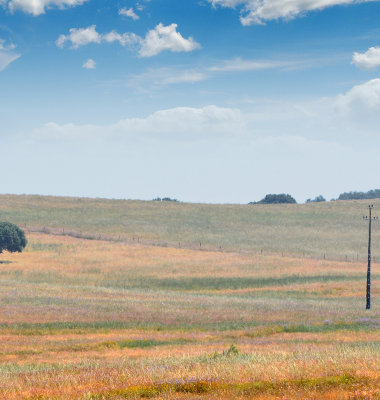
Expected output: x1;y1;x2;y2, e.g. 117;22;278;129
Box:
306;195;326;203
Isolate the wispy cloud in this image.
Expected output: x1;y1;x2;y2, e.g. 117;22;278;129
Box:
128;67;206;89
209;58;300;72
127;55;334;92
0;38;20;71
0;38;16;51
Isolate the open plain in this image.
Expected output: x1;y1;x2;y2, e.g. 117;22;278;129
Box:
1;195;380;399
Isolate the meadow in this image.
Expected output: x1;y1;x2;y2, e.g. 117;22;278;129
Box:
1;195;380;399
1;194;380;258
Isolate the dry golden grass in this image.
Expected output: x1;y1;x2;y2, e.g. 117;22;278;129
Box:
1;233;380;399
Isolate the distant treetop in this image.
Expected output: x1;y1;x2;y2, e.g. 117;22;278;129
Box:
306;195;326;203
334;189;380;201
153;197;179;202
249;194;297;205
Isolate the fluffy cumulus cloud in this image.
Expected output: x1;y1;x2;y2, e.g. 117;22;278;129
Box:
0;38;20;71
83;58;96;69
119;7;139;20
33;106;248;141
352;47;380;71
334;78;380;115
102;31;141;48
56;25;102;49
5;0;88;15
56;23;200;57
139;23;200;57
207;0;380;25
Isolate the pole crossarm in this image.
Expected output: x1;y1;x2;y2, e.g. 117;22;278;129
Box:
363;205;378;310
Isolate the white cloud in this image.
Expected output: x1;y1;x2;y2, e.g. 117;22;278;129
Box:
33;105;248;142
209;57;302;72
119;7;139;20
128;67;206;89
57;23;200;57
56;25;102;49
352;46;380;71
334;78;380;115
103;31;141;49
83;58;96;69
162;70;205;84
6;0;89;16
0;51;20;71
0;38;16;51
207;0;380;25
0;38;20;71
138;23;201;57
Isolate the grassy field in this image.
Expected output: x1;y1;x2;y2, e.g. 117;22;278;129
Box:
0;194;379;258
1;195;380;399
0;230;380;399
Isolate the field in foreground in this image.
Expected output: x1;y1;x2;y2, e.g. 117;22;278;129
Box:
1;233;380;399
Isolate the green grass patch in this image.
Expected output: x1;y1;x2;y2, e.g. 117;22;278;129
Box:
26;242;64;252
68;338;190;352
247;321;380;338
102;274;373;291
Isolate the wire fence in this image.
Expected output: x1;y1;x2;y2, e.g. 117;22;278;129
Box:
22;224;376;264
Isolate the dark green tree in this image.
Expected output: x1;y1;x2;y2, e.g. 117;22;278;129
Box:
249;194;297;204
336;189;380;201
0;222;27;254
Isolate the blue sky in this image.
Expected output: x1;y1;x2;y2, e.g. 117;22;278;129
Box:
1;0;380;203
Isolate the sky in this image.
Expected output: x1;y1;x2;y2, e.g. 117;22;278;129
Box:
1;0;380;204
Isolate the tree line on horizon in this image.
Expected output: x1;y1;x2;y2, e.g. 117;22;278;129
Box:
151;189;380;205
250;189;380;205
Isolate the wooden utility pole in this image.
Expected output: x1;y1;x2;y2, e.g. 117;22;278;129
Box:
363;205;378;310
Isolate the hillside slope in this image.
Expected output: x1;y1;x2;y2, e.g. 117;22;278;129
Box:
0;194;379;258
